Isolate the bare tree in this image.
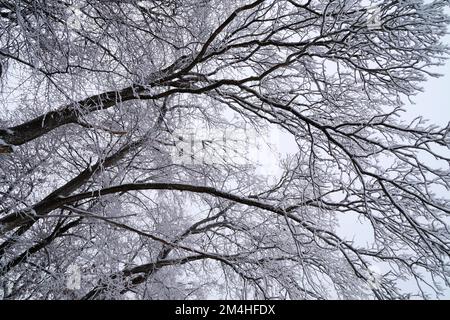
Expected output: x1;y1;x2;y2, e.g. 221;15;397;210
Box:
0;0;449;300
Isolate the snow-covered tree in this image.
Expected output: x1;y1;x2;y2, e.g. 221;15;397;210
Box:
1;0;449;299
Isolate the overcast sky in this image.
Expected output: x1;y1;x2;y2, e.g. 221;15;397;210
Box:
405;34;450;126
